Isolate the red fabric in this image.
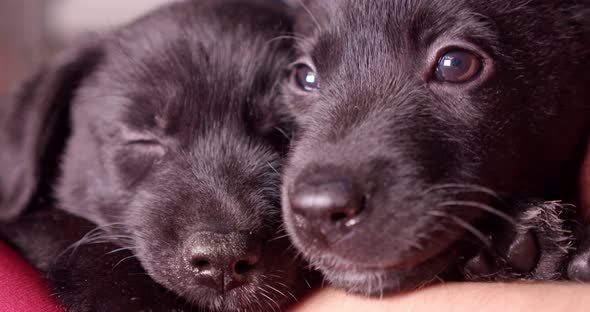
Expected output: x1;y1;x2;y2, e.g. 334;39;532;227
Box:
0;242;63;312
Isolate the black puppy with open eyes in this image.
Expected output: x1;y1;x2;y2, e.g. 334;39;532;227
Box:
0;0;311;310
281;0;590;295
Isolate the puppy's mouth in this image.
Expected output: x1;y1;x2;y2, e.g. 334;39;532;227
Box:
286;212;469;284
150;262;306;312
286;210;474;296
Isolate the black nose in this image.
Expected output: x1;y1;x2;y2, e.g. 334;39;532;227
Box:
184;232;260;294
289;170;365;238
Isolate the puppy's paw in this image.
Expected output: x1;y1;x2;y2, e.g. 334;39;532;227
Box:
567;225;590;282
464;201;575;281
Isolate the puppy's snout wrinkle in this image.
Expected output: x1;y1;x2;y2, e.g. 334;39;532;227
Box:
291;170;365;239
185;232;261;294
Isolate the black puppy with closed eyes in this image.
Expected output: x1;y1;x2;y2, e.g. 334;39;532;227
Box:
281;0;590;295
0;0;311;310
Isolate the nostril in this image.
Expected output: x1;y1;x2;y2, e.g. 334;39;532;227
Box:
234;259;255;275
330;212;349;222
191;257;212;271
329;195;365;227
232;251;259;278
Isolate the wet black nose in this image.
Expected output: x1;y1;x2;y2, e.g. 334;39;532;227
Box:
289;170;365;238
185;232;260;293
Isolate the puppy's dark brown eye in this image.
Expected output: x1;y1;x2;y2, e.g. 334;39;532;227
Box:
291;64;319;91
434;50;482;83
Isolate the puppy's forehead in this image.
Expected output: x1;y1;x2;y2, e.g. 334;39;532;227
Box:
302;0;499;69
94;1;292;133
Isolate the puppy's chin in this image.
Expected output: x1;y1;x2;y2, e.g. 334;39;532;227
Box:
308;244;464;296
168;286;292;312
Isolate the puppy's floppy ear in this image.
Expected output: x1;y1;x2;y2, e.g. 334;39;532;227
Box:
0;39;102;220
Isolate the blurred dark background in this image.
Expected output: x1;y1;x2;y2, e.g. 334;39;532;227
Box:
0;0;173;94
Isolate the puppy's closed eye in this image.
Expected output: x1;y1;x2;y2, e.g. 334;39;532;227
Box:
124;138;161;147
114;129;167;187
120;129;167;156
